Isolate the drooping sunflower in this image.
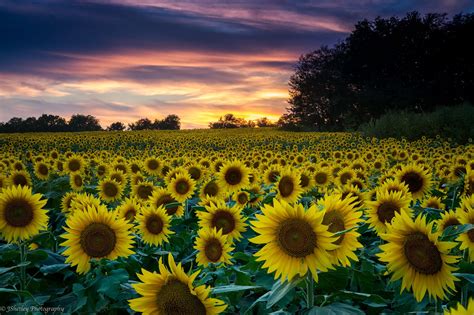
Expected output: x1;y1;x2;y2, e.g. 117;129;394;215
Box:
378;211;459;302
318;194;363;267
367;190;412;234
116;197;142;222
34;161;50;180
250;199;336;282
0;185;48;243
69;193;101;215
61;204;134;274
194;227;233;267
247;184;264;206
168;172;196;203
98;178;124;203
396;164;432;200
263;165;282;185
149;188;184;217
274;168;303;204
197;201;247;241
136;205;174;246
128;253;227;315
217;160;250;193
444;297;474;315
377;178;412;200
457;207;474;262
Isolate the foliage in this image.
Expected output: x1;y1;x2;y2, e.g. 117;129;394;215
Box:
286;12;474;130
359;103;474;144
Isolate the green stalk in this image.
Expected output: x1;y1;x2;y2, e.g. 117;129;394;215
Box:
306;273;314;309
19;242;28;302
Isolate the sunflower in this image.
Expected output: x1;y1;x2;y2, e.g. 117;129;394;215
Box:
396;164;432;200
65;155;85;174
313;167;332;188
232;190;249;208
422;196;445;210
274;168;303;204
435;210;460;233
217;160;250;193
69;193;101;214
98;178;123;203
8;170;32;187
61;204;134;274
116;197;142;222
299;170;314;192
318;194;363;267
263;165;282;185
457;207;474;262
34;161;50;180
444;298;474;315
200;179;223;199
337;167;356;186
0;185;48;243
377;211;459;302
464;169;474;196
247;184;264;206
194;227;233;267
128;253;227;315
132;181;156;203
250;199;336;282
70;173;85;191
144;157;162;176
136;205;174;246
367;190;412;234
197;201;247;241
61;191;78;215
378;178;412;200
0;174;8;191
168;172;196;203
149;188;184;217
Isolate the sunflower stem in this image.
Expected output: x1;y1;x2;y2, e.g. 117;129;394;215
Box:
19;242;28;297
461;283;468;308
306;273;314;309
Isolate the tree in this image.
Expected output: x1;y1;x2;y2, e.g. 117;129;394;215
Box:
209;113;249;129
107;121;126;131
256;117;276;127
128;118;153;130
157;114;181;130
37;114;67;132
68;114;102;131
286;12;474;130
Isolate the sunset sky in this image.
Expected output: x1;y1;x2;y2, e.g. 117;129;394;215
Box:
1;0;472;128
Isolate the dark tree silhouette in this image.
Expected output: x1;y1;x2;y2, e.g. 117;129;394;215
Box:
68;114;102;131
209;113;248;129
156;114;181;130
285;12;474;130
128;118;153;130
256;117;276;127
107;121;126;131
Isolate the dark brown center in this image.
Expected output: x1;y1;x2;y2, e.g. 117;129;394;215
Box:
155;279;206;315
146;214;164;235
277;218;316;257
204;238;223;262
4;198;34;227
211;210;236;235
80;223;116;258
404;232;442;275
224;167;243;185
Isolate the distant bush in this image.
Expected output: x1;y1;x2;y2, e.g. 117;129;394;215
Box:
359;103;474;143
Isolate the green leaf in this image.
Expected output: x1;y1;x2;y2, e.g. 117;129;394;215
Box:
212;285;261;294
0;262;30;274
39;263;69;275
96;269;129;299
266;277;304;309
308;302;364;315
333;225;359;237
442;223;473;238
453;273;474;284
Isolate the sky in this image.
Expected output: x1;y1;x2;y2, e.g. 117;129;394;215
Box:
1;0;473;129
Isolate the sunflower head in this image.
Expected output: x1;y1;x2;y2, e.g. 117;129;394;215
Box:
194;227;233;267
150;188;184;217
378;211;459;302
250;199;337;282
98;178;124;203
136;205;174;246
396;164;432;200
61;204;134;274
198;201;247;241
0;185;48;243
217;160;250;193
367;190;412;234
275;168;303;204
129;253;227;315
168;171;196;203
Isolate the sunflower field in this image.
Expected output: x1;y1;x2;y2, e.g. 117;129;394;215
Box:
0;128;473;314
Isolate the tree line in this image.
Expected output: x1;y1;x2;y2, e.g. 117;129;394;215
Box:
209;114;276;129
0;114;181;133
282;11;474;131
